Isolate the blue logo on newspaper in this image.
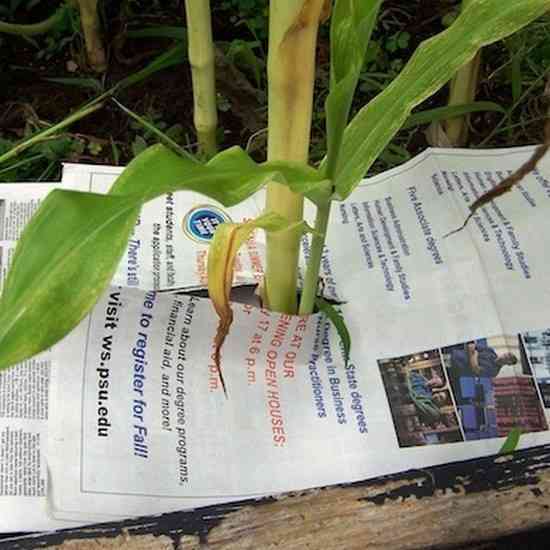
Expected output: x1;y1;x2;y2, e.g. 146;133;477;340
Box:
183;205;231;243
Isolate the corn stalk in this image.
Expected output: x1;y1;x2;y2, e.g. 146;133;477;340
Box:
444;55;481;145
77;0;107;72
184;0;218;159
443;0;481;146
264;0;327;313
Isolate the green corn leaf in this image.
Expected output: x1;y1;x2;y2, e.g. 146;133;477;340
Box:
328;0;550;199
116;44;186;92
402;101;505;130
44;77;104;93
259;160;332;204
315;297;351;366
127;25;187;42
0;191;140;370
107;144;330;205
499;427;521;454
0;145;328;370
324;0;382;179
112;98;196;161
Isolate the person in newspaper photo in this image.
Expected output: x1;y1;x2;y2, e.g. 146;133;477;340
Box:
446;340;518;379
442;336;548;442
408;371;448;420
378;351;464;448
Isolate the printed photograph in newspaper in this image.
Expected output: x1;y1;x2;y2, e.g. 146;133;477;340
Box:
377;350;464;447
379;334;549;448
442;335;547;441
522;329;550;409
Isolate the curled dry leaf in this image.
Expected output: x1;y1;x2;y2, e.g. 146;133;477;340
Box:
207;213;315;394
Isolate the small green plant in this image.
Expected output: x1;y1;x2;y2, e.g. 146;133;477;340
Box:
217;0;269;41
224;38;265;89
126;105;187;157
0;0;106;71
0;133;86;183
0;0;549;372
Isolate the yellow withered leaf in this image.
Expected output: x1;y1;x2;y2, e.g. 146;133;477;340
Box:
207;212;314;393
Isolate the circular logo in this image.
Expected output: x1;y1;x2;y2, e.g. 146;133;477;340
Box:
182;205;232;244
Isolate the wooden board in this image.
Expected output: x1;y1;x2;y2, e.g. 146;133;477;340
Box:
3;444;550;549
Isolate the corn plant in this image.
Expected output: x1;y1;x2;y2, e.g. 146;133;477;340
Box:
443;0;482;146
76;0;106;72
184;0;218;158
0;0;549;372
264;0;330;313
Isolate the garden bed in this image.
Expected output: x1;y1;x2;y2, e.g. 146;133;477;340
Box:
1;0;548;182
1;1;550;547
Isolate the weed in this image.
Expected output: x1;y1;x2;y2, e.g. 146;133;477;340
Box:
217;0;268;41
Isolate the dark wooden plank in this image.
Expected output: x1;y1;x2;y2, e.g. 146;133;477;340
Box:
3;445;550;549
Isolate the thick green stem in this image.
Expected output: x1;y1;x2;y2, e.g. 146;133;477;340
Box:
184;0;217;159
264;0;325;313
78;0;107;72
299;199;331;315
0;7;66;36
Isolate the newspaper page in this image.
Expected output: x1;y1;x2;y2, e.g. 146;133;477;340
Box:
312;145;550;452
0;184;77;531
46;146;550;522
62;163;265;290
0;174;260;530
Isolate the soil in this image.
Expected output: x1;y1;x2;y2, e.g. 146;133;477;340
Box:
0;0;548;181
